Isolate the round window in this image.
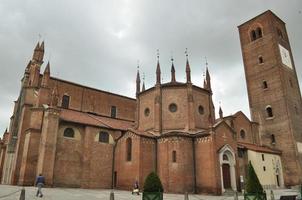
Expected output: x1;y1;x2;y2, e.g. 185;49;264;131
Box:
198;105;204;115
169;103;177;113
144;108;150;117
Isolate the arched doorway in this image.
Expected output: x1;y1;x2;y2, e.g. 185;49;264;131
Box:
219;145;237;193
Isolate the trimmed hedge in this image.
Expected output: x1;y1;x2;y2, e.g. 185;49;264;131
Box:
143;172;163;192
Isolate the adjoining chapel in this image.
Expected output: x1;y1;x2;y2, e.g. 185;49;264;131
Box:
0;10;301;195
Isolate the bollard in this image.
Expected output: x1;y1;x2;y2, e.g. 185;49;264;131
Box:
19;188;25;200
234;191;238;200
184;192;189;200
270;190;275;200
110;191;114;200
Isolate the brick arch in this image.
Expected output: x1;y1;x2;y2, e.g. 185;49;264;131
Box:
248;23;264;42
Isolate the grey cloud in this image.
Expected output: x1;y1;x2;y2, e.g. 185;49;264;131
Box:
0;0;301;137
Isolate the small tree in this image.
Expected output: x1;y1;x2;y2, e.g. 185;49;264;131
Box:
245;162;264;194
143;172;163;192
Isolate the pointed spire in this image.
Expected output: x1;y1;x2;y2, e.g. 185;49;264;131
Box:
44;61;50;74
41;62;50;87
171;57;176;82
142;73;146;91
34;42;40;51
25;60;32;73
32;41;44;63
185;48;191;83
205;67;211;91
38;41;45;62
204;57;212;91
33;42;40;61
219;102;223;119
40;41;45;51
156;49;161;85
136;63;141;97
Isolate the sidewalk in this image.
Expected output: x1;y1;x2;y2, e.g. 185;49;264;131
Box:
0;185;299;200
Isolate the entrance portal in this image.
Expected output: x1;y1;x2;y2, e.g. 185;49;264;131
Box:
219;145;237;193
222;164;231;189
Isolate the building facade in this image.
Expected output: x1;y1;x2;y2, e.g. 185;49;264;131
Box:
0;10;300;195
238;10;302;186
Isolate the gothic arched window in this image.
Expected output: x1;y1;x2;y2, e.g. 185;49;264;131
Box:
64;128;74;138
266;106;274;118
62;95;70;109
240;129;246;139
126;138;132;161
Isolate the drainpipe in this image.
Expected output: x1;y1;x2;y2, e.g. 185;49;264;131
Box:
192;137;197;194
111;131;125;189
155;138;158;173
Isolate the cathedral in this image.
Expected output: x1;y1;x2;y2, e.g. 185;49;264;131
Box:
0;10;302;195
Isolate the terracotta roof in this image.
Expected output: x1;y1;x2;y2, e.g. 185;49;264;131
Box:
238;142;281;155
128;129;157;138
60;109;134;131
50;77;135;101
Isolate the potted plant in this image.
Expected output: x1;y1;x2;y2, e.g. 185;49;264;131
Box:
244;162;267;200
142;172;163;200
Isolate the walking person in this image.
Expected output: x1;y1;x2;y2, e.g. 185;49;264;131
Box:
132;180;140;195
35;174;45;198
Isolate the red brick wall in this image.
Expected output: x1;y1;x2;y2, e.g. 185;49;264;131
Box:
18;130;41;186
48;78;136;121
114;132;141;190
195;136;219;194
157;136;194;193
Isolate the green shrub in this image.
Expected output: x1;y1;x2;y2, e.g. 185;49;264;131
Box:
245;161;264;194
143;172;164;192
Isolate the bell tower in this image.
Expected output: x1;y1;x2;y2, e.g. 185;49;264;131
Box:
238;10;302;186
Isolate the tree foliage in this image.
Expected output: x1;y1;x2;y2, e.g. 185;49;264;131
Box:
245;162;264;194
143;172;164;192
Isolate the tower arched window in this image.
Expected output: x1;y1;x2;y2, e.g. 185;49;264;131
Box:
256;27;262;38
250;30;257;41
64;128;75;138
126;138;132;161
266;106;274;118
262;80;268;89
258;56;264;64
271;134;276;144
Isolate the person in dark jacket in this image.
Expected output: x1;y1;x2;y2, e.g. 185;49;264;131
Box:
35;174;45;198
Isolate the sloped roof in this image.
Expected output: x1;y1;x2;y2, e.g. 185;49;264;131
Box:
60;109;134;131
238;142;281;155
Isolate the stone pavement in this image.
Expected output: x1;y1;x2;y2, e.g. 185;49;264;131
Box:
0;185;299;200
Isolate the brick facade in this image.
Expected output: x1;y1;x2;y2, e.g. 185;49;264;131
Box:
0;10;299;195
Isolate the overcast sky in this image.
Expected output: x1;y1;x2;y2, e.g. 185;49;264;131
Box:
0;0;301;138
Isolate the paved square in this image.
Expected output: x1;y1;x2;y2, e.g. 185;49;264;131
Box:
0;185;299;200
